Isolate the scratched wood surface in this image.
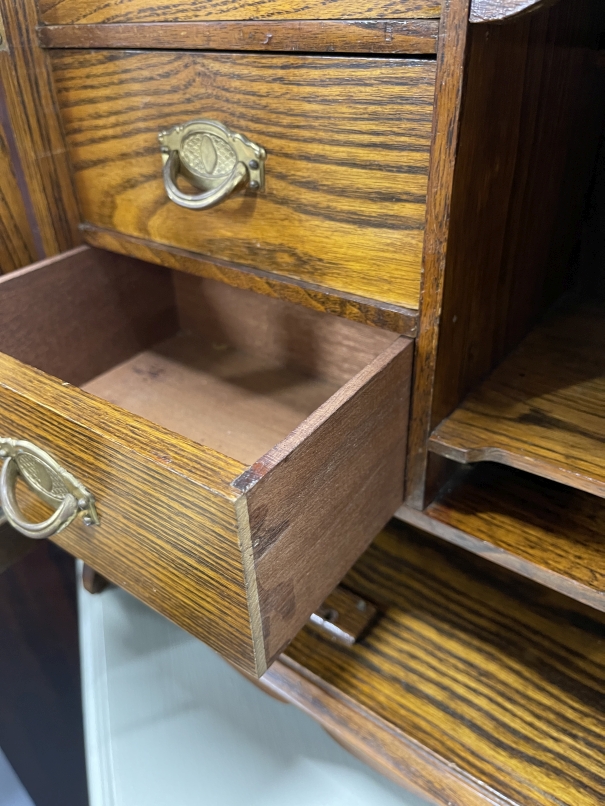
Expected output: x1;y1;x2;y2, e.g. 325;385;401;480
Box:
281;522;605;806
37;0;442;24
429;301;605;498
51;50;436;309
38;20;439;54
397;463;605;612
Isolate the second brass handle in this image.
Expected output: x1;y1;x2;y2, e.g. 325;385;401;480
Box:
159;119;266;211
0;438;99;540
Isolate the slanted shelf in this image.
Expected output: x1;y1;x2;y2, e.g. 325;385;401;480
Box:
397;463;605;612
429;300;605;497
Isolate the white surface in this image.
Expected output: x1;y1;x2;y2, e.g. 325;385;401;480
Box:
0;748;34;806
79;576;432;806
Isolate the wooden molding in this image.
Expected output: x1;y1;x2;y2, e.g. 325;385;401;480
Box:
38;20;438;54
470;0;559;23
404;0;472;508
82;226;419;336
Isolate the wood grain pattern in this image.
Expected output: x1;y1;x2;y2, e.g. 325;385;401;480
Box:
404;0;471;509
470;0;558;23
397;463;605;611
261;659;514;806
0;110;39;272
0;246;412;674
51;50;436;309
406;0;605;507
38;0;442;25
38;20;439;54
429;301;605;497
83;227;419;336
239;337;413;661
277;522;605;806
0;249;260;674
0;0;80;257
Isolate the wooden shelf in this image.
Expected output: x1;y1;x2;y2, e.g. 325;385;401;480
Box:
429;301;605;497
397;463;605;612
262;522;605;806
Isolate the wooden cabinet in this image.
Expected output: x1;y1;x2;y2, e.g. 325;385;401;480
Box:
0;0;604;802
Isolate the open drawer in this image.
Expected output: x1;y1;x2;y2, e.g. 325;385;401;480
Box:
0;246;412;676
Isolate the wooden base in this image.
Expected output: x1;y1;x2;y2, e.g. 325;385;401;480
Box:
262;521;605;806
84;334;340;467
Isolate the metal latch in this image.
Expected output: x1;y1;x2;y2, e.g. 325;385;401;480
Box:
308;587;378;646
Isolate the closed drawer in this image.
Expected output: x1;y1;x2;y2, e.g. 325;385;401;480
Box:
0;247;412;676
38;0;441;24
51;51;436;310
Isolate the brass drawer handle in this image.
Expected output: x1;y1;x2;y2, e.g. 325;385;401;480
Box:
0;439;99;540
158;119;266;210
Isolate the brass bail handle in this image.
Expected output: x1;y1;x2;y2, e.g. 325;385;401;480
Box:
158;119;267;210
0;439;99;540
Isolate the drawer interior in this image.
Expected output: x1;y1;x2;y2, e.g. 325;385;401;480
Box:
0;246;412;673
2;247;398;466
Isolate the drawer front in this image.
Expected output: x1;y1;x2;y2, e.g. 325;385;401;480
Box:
0;248;413;676
38;0;441;24
51;51;436;310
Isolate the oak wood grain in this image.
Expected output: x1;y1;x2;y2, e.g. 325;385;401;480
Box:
429;301;605;497
397;463;605;612
0;111;38;272
37;0;442;24
51;50;436;309
38;20;439;54
404;0;471;508
470;0;559;23
0;248;260;674
261;658;514;806
279;522;605;806
83;227;419;336
407;0;605;507
0;0;80;256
